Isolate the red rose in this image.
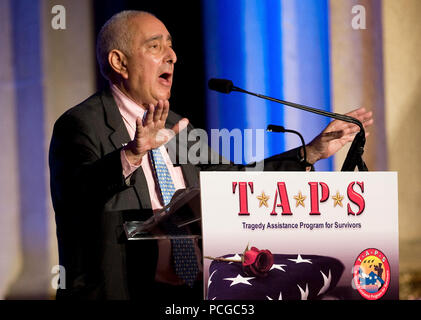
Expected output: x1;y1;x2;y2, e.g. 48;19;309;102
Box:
242;247;274;277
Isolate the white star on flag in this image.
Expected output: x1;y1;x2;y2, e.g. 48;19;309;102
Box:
288;254;312;264
223;274;255;287
270;263;287;272
224;253;242;264
208;270;217;288
317;269;332;296
297;283;309;300
267;291;282;300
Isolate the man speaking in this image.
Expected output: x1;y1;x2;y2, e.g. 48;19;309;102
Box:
49;10;372;300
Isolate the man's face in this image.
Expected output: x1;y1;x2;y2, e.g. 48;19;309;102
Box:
125;14;177;105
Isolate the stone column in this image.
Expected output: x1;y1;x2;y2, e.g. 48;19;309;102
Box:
329;0;387;171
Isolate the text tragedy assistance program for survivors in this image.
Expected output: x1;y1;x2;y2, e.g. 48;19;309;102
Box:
242;221;362;231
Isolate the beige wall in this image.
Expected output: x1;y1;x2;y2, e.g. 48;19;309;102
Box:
382;0;421;270
0;0;95;299
330;0;387;171
0;0;23;300
42;0;96;297
330;0;421;272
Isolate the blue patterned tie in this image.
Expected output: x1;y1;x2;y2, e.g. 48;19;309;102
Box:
149;148;199;287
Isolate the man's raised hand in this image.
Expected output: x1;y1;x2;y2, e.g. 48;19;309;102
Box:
124;100;189;165
304;107;374;165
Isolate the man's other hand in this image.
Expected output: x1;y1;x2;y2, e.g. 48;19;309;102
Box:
305;107;374;165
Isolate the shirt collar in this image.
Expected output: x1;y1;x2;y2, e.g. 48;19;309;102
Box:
110;83;146;130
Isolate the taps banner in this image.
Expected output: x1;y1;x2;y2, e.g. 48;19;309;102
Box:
200;171;399;300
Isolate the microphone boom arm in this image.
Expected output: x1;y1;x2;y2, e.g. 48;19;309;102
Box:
232;86;364;131
229;86;367;171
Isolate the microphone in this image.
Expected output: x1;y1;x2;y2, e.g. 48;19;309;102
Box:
208;78;234;94
267;125;308;167
208;78;367;171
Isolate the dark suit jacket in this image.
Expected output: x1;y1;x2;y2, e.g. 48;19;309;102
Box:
49;87;308;300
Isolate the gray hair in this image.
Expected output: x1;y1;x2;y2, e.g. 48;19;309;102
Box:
96;10;154;79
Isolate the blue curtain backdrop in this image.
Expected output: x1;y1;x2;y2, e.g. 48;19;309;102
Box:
202;0;333;171
11;0;48;257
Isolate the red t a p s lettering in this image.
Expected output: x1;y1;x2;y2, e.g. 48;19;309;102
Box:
233;182;254;215
270;182;292;215
347;181;365;215
308;182;329;215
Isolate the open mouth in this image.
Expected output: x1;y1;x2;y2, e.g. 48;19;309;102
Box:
159;72;170;80
159;72;172;84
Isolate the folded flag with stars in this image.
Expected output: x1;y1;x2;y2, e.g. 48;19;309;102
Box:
207;254;344;300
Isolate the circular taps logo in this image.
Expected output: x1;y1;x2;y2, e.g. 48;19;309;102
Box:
352;248;390;300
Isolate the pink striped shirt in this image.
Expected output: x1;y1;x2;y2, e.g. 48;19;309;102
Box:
111;84;189;285
111;84;187;210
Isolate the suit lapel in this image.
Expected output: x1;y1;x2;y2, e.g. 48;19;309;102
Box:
100;91;200;209
101;88;131;149
100;88;152;211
